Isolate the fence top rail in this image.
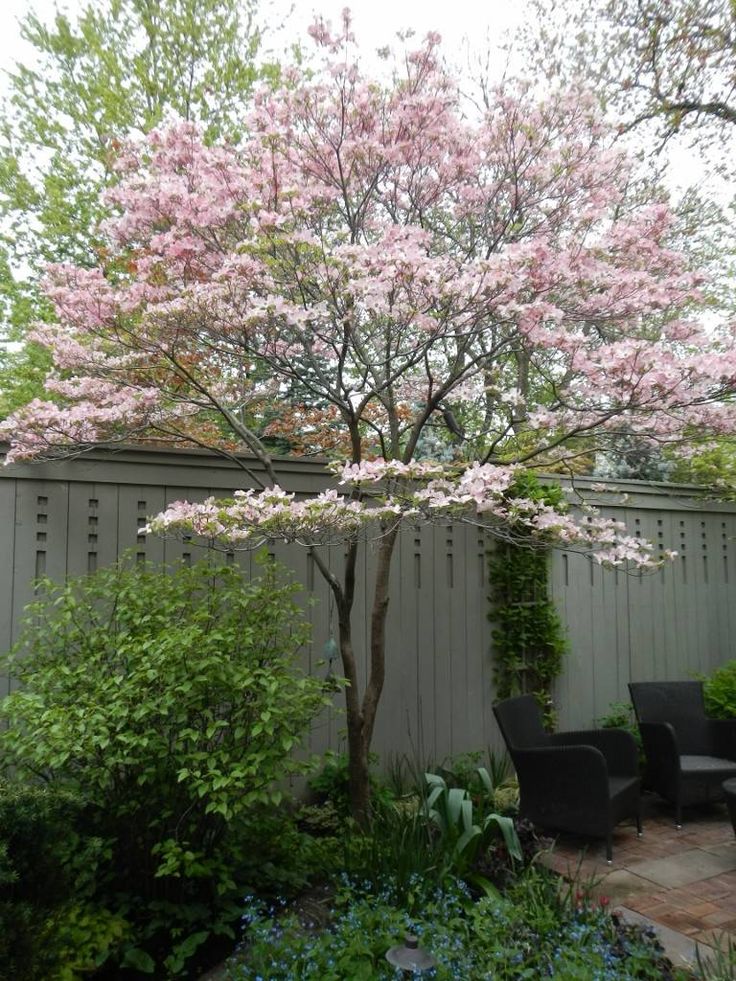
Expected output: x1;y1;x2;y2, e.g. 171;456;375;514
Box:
0;442;733;512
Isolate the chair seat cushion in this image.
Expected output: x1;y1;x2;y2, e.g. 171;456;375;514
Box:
680;755;736;777
609;775;639;800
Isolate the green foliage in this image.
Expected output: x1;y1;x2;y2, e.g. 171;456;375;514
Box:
597;701;646;772
0;0;273;415
383;747;519;815
430;749;518;814
598;701;642;744
308;751;394;817
339;764;524;912
703;660;736;719
295;800;343;839
231;870;686;979
488;473;568;723
423;771;522;877
234;807;341;900
0;554;328;975
670;440;736;493
340;798;451;912
696;932;736;980
0;780;125;981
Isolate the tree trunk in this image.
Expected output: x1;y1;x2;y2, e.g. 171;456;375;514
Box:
346;713;372;827
314;527;400;828
345;525;400;826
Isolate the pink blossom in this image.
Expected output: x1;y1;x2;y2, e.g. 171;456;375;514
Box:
3;26;734;568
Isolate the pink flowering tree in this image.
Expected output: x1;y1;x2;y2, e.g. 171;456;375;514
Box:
4;13;736;821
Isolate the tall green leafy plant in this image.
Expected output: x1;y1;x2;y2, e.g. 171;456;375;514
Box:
703;660;736;719
423;771;522;880
0;554;329;975
488;474;568;722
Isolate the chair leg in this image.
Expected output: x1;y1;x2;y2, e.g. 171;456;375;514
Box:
675;800;682;830
636;810;643;837
606;833;613;864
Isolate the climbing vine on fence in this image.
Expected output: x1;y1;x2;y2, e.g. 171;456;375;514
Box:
488;473;568;727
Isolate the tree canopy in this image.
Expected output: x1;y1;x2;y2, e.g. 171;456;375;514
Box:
0;0;270;417
522;0;736;150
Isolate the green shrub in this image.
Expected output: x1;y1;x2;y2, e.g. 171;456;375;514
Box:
308;751;394;817
233;807;340;900
0;780;125;981
0;554;330;976
703;660;736;719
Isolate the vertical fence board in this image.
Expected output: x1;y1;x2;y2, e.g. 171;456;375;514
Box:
479;536;501;752
554;549;596;731
448;525;469;755
414;523;436;763
387;526;420;767
432;523;454;761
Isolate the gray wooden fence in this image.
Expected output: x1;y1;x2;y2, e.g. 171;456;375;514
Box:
1;444;735;763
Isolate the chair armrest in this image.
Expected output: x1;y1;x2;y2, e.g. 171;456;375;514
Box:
708;719;736;760
638;721;679;771
549;728;638;776
513;745;609;812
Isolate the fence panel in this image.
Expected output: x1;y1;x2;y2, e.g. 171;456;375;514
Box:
2;447;736;762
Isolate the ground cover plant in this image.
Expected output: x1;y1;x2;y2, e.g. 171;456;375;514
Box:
228;869;688;980
0;554;329;977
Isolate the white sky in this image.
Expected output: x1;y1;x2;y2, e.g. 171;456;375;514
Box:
264;1;527;60
0;0;717;195
0;0;529;87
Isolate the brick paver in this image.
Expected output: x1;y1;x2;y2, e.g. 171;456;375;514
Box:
543;795;736;963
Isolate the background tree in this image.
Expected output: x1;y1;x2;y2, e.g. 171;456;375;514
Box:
520;0;736;149
5;16;735;820
0;0;273;418
515;0;736;482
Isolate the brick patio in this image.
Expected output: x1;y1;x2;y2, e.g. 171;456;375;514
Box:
543;794;736;971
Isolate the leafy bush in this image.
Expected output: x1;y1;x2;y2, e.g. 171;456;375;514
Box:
0;554;329;976
308;751;394;816
234;807;340;900
230;870;686;980
703;660;736;719
0;780;125;981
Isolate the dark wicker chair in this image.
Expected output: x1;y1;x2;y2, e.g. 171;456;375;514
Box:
493;694;642;862
629;680;736;827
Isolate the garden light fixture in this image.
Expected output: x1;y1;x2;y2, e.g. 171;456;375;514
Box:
385;933;436;974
